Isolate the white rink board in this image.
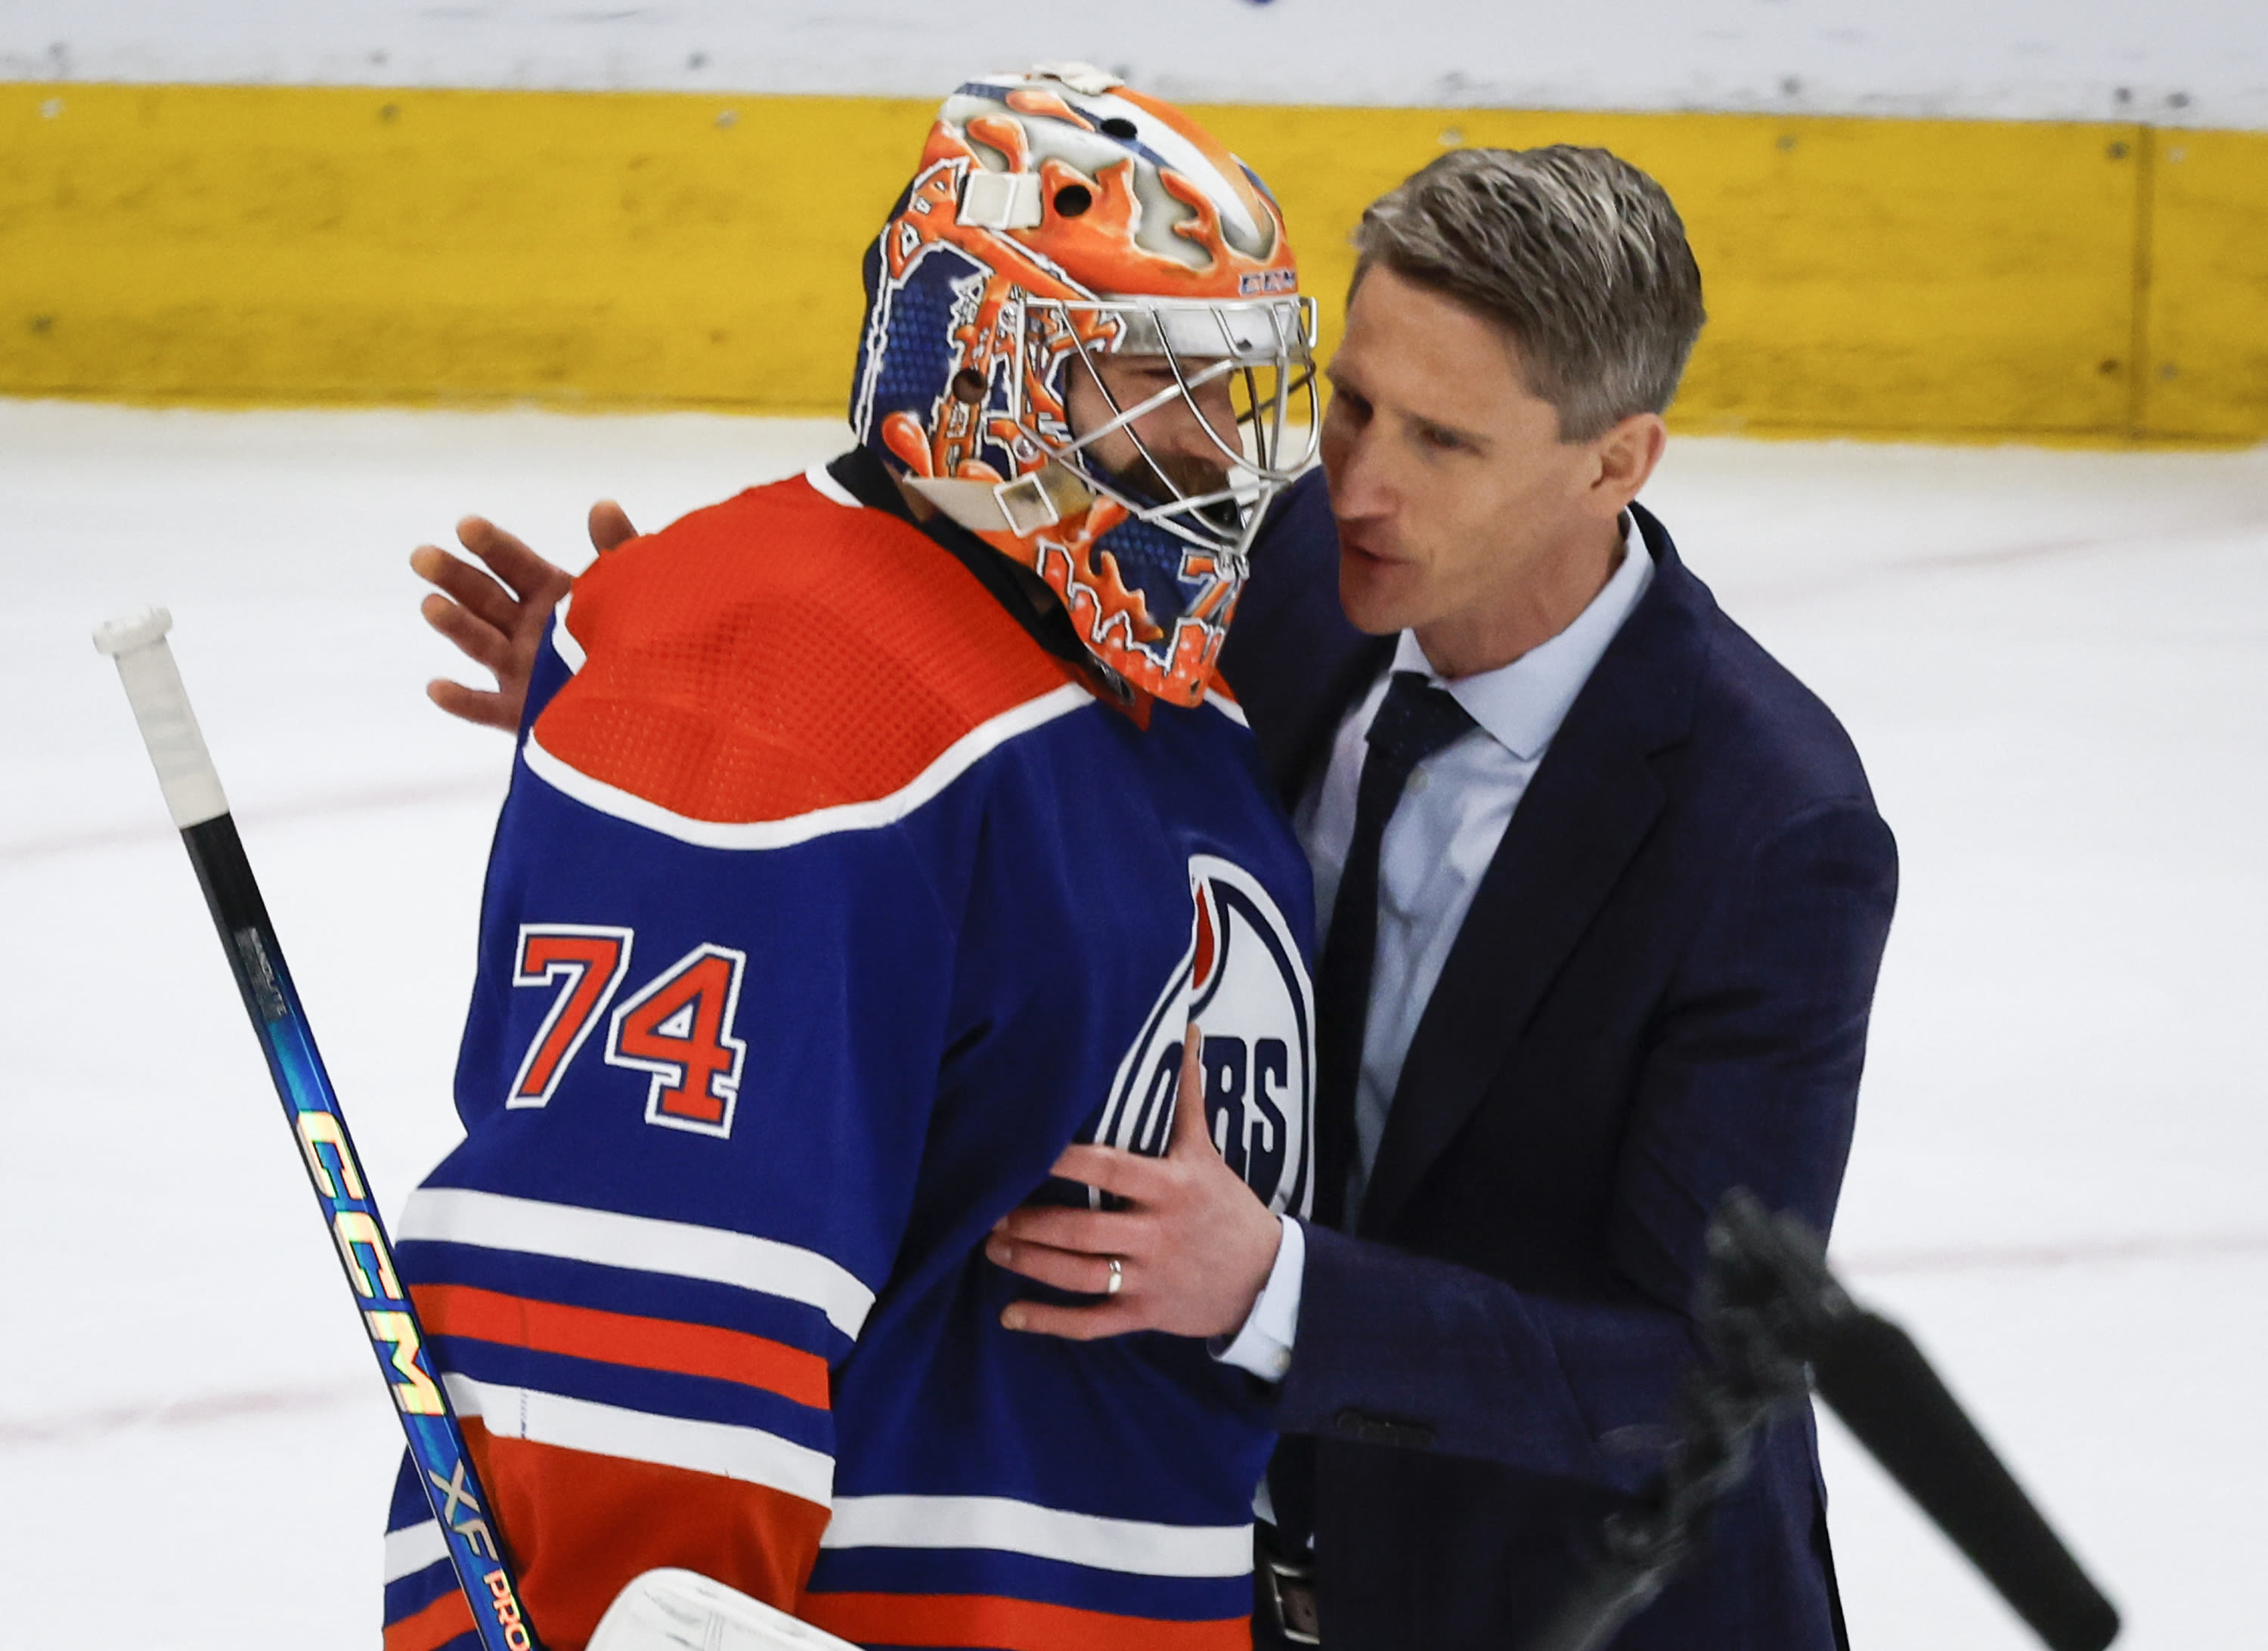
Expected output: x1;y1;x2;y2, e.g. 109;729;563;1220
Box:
3;0;2266;129
2;402;2263;1646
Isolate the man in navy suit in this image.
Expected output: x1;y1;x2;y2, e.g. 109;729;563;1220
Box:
984;147;1898;1649
415;145;1895;1650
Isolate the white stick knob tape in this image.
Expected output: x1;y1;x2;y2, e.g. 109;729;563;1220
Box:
93;607;231;829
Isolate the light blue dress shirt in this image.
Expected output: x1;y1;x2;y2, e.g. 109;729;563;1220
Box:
1216;515;1654;1382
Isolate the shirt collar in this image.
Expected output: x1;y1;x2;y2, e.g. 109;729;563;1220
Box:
1391;512;1656;763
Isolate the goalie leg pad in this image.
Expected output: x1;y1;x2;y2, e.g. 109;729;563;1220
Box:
589;1569;863;1651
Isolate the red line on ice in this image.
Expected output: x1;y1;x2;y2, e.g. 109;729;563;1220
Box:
1836;1231;2268;1276
0;1381;362;1447
0;776;500;865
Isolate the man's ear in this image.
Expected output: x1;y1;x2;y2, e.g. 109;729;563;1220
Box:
1589;412;1668;516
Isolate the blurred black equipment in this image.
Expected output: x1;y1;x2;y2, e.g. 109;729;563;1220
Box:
1528;1190;2120;1651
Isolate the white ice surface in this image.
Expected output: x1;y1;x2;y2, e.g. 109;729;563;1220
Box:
2;401;2262;1648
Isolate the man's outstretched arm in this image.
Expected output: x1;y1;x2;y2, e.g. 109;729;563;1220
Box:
989;798;1897;1494
411;501;634;729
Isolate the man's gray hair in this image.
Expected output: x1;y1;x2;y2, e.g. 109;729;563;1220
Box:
1353;146;1706;441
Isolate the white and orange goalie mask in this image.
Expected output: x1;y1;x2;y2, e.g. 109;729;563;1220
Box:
848;64;1321;707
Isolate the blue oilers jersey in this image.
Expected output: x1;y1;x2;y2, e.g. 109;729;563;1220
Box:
381;463;1315;1651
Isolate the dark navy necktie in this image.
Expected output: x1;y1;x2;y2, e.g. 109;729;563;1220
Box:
1310;670;1477;1230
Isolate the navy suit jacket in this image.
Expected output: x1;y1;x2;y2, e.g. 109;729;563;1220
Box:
1219;471;1898;1650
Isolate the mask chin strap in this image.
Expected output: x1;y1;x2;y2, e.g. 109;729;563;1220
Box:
904;462;1097;537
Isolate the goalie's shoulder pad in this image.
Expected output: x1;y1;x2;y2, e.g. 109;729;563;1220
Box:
537;472;1086;829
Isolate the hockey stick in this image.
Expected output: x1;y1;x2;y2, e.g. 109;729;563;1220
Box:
94;609;540;1651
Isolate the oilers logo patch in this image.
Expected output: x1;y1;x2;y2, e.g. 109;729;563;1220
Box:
1095;854;1313;1217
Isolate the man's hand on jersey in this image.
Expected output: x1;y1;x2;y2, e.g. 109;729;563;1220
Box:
989;1028;1283;1342
411;502;635;730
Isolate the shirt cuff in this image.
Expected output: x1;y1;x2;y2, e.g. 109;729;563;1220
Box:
1209;1213;1306;1382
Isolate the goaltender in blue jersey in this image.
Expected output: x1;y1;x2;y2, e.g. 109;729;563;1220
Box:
382;66;1326;1651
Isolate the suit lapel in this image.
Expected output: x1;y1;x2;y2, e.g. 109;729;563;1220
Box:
1357;508;1712;1237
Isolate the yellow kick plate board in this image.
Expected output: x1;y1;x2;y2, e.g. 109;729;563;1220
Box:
2;83;2261;441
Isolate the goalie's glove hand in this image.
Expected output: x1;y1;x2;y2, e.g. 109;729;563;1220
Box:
412;501;635;731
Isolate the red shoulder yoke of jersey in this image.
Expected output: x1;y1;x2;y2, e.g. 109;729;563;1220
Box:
532;473;1087;826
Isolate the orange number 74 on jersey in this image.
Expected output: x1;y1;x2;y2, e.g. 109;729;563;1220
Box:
507;925;750;1139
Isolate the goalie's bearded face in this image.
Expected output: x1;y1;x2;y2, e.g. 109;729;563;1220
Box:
1064;352;1238;508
